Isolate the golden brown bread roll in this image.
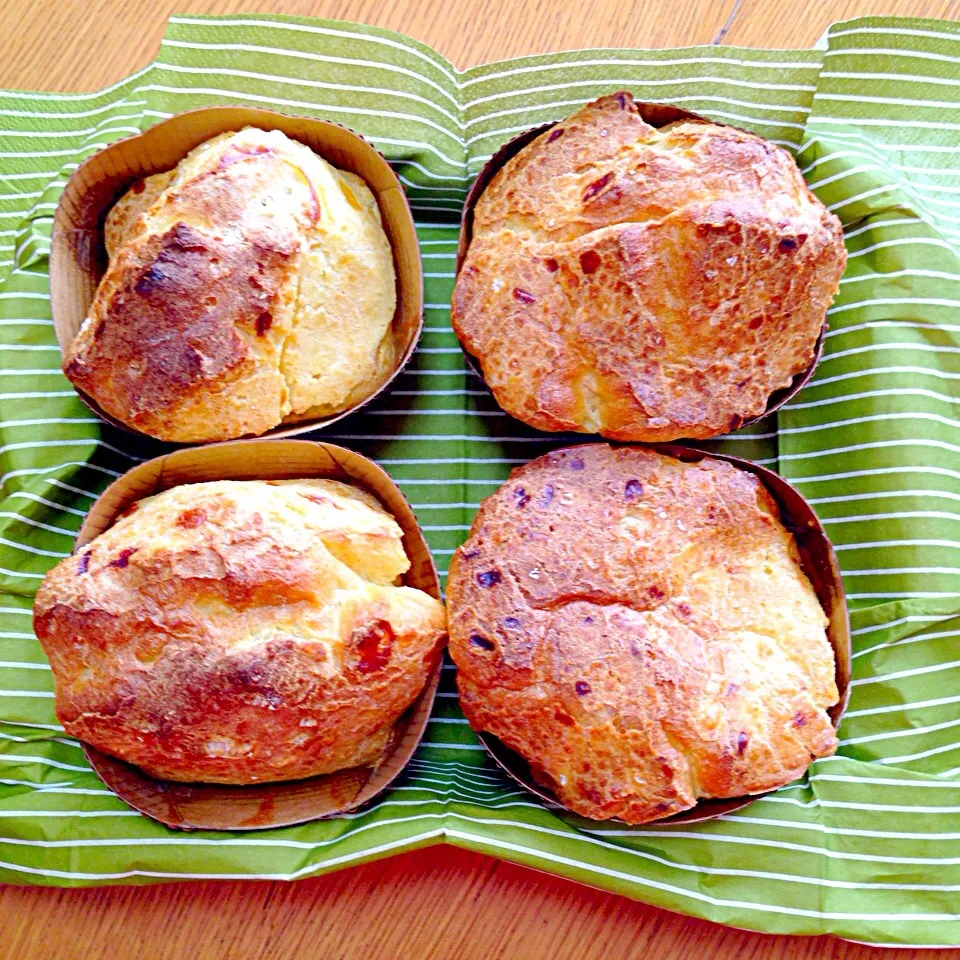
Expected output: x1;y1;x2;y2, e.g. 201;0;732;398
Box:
64;128;397;443
452;93;847;442
34;479;446;784
446;444;838;824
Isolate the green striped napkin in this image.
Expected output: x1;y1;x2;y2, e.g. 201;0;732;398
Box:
0;12;958;946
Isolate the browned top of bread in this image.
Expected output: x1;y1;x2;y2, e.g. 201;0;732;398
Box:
446;444;838;824
452;93;847;442
104;170;174;260
34;479;446;785
64;128;396;443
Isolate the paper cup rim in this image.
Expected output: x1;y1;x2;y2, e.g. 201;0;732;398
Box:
69;438;444;831
50;104;424;445
453;99;827;436
471;441;850;827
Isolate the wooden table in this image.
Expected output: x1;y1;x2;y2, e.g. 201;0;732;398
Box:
3;1;960;957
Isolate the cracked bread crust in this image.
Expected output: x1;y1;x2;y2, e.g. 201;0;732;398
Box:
33;479;446;785
451;92;847;442
64;128;397;443
446;444;838;824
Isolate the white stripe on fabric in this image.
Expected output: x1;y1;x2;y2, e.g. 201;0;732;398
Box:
840;716;960;747
0;102;146;121
779;439;960;462
0;537;68;558
815;114;960;134
843;567;960;577
852;615;947;637
826;320;960;339
459;55;820;89
158;40;460;113
841;269;960;286
463;76;817;111
717;814;960;841
466;110;806;148
0;438;139;460
327;434;558;442
397;178;467;194
826;184;900;212
0;810;134;818
878;740;960;766
848;593;959;600
379;458;524;465
47;480;99;499
0;779;110;795
147;65;461;135
841;216;926;238
0;827;447;881
0;514;78;537
818;91;960;112
851;658;960;688
0;66;151;102
2;805;960;903
0;127;131;140
0;569;46;581
449;823;960;914
138;87;465;169
825;28;960;49
419;741;483;750
830;297;960;316
370;409;506;417
0;753;85;769
0;463;122;490
760;796;960;814
795;465;960;485
805;771;960;789
811;490;960;506
5;494;87;518
846;237;959;259
853;630;960;661
803;369;960;393
781;412;960;434
0;720;62;731
463;93;809;133
806;150;960;178
167;16;459;84
836;539;960;551
821;512;960;525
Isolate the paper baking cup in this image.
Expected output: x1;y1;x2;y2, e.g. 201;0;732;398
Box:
475;443;851;826
50;105;423;442
454;100;826;433
72;439;444;831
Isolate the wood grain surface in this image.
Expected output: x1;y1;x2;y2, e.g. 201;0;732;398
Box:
3;1;960;957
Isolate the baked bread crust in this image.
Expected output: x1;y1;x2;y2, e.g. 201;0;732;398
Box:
452;93;847;441
64;128;397;442
446;444;838;824
34;479;446;784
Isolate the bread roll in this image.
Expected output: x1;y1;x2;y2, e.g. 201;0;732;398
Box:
64;128;397;442
34;479;446;784
446;444;838;824
452;93;847;441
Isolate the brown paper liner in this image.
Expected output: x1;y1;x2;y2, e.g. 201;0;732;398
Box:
73;439;444;831
454;101;827;433
50;105;424;443
475;442;851;827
